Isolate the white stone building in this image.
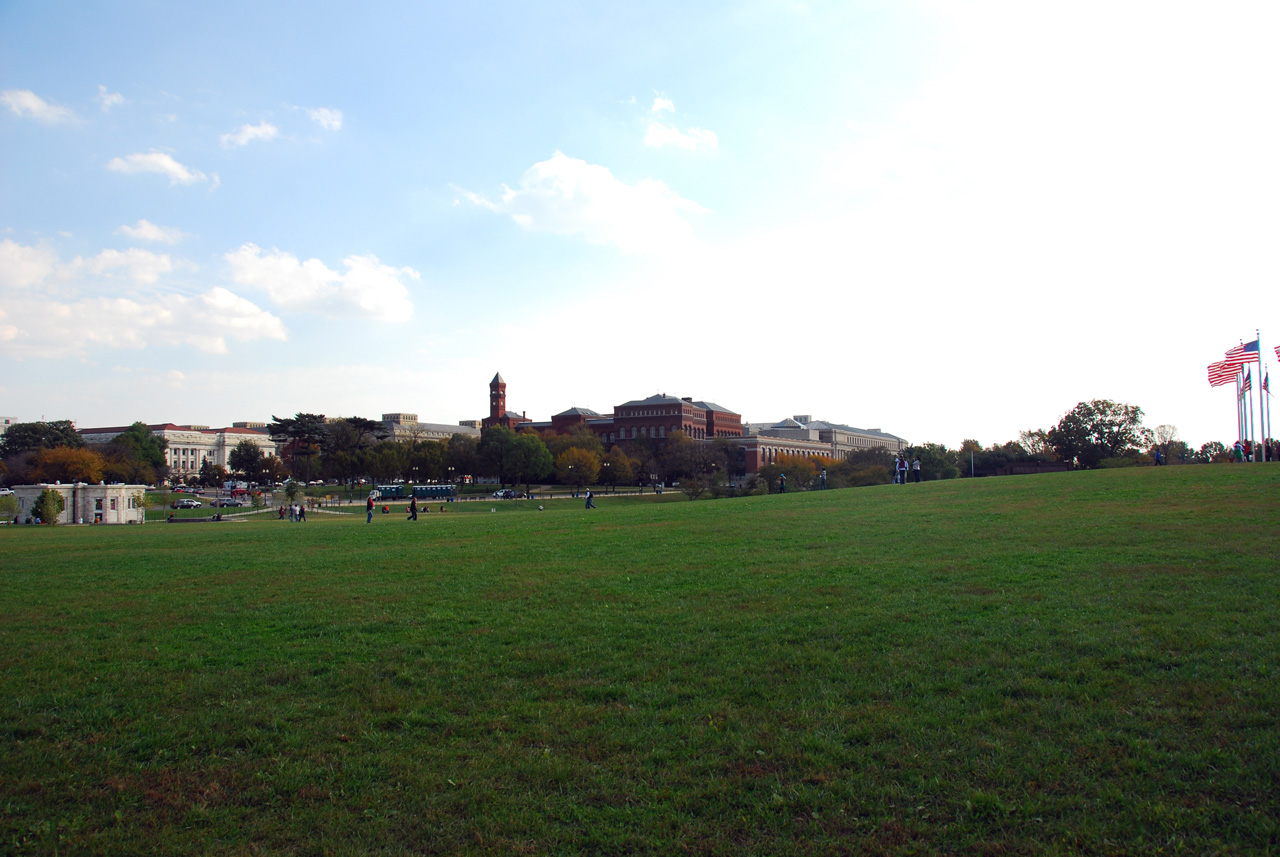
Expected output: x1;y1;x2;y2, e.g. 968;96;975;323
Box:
77;424;278;477
9;482;148;524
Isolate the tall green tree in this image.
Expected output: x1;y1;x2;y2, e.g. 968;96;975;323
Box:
405;440;445;484
509;433;553;494
327;416;391;454
0;420;84;457
906;442;960;481
198;460;230;487
113;422;168;471
1049;400;1150;468
599;447;635;492
32;488;65;524
544;426;604;461
478;426;518;487
227;439;265;480
445;433;479;484
555;447;599;493
268;413;328;482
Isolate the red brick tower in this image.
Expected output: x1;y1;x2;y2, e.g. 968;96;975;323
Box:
484;372;506;429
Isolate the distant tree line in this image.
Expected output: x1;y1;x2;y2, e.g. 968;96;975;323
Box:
0;400;1264;498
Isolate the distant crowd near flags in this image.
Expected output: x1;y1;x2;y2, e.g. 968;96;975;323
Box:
1205;335;1274;462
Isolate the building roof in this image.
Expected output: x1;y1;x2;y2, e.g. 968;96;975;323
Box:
808;420;906;442
79;423;269;438
617;393;706;410
491;372;504;384
690;401;737;415
553;406;601;417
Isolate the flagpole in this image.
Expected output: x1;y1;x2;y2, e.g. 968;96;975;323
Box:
1258;329;1267;462
1248;371;1255;459
1237;369;1243;449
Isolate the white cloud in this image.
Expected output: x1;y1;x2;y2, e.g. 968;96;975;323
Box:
305;107;343;131
116;219;187;245
1;89;77;124
224;243;418;321
107;151;210;186
220;121;279;148
640;96;717;150
95;85;124;112
461;152;708;255
644;122;718;151
0;239;286;359
0;239;59;289
77;248;174;285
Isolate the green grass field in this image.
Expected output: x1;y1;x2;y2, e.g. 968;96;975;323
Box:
3;465;1277;855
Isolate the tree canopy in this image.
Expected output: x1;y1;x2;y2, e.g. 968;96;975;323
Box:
0;420;84;457
1049;400;1150;468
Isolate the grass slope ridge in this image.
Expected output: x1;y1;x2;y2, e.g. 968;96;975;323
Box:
2;465;1278;855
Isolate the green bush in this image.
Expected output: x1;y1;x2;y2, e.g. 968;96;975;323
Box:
33;488;65;524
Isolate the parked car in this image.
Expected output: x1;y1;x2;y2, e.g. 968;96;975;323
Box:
171;498;202;509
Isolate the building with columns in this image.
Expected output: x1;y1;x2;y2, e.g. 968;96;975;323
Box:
78;424;277;478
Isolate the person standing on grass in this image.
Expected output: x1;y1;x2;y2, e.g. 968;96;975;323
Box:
366;494;375;524
820;469;827;489
779;472;786;493
298;505;306;522
912;456;922;483
896;454;908;484
407;496;418;521
585;488;596;509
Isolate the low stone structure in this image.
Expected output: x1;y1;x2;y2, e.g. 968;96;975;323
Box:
8;483;148;524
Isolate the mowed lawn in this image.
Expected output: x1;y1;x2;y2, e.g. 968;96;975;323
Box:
2;466;1277;855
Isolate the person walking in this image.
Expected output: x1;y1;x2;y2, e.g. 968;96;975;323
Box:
366;494;375;524
407;496;418;521
298;505;306;522
585;488;596;509
778;472;786;493
912;456;922;483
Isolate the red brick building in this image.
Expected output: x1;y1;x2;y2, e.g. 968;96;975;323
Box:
480;372;530;431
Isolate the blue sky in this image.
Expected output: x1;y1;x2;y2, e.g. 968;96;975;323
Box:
3;1;1278;449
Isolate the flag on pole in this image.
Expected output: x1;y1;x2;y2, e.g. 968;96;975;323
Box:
1223;339;1261;370
1265;370;1271;396
1241;368;1252;395
1208;360;1238;387
1274;345;1279;361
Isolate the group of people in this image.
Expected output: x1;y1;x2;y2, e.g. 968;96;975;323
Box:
278;503;307;522
894;454;923;484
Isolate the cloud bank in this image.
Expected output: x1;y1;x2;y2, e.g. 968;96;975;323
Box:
224;244;419;321
0;239;286;358
461;152;708;254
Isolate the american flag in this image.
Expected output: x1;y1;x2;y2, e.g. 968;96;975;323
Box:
1241;368;1252;395
1207;360;1238;387
1222;339;1260;370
